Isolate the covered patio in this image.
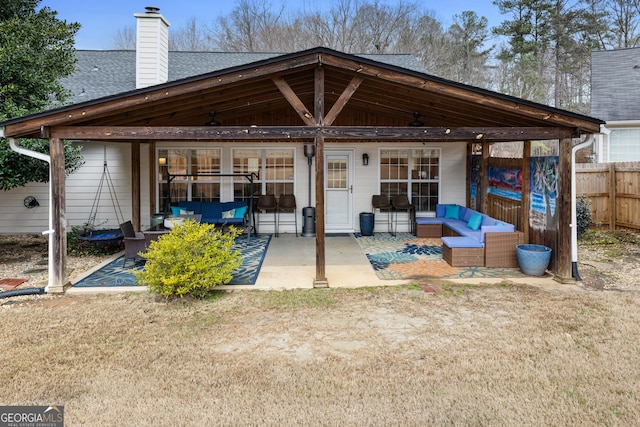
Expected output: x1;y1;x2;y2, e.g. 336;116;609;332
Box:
66;231;554;294
0;47;604;292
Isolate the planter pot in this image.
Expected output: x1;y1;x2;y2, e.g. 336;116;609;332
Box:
359;212;374;236
516;244;552;276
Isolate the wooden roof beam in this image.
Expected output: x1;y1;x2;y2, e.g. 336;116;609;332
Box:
47;125;575;142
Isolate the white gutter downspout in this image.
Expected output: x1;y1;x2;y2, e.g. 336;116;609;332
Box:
8;137;55;292
571;134;595;281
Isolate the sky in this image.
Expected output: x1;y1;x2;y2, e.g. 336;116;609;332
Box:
42;0;506;50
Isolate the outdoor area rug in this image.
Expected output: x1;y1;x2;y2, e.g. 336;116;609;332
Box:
73;234;272;287
354;232;527;280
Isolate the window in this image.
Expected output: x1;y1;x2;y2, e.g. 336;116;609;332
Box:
610;129;640;162
158;149;221;212
380;148;440;213
233;148;295;201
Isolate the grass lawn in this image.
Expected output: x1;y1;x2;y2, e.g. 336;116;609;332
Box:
1;283;639;426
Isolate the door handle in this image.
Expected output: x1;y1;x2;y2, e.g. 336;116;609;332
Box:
350;185;353;193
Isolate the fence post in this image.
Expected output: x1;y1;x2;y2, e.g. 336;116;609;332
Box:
609;163;616;230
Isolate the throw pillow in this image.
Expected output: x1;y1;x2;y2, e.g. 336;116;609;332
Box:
179;209;194;215
170;206;181;217
234;205;248;218
467;213;483;231
444;205;460;219
222;209;235;219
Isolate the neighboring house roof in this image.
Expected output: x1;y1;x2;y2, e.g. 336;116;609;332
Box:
60;50;427;104
591;47;640;122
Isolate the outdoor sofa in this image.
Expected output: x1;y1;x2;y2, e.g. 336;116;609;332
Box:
416;204;523;267
173;201;248;227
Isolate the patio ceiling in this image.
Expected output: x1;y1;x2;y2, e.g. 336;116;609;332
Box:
1;48;603;141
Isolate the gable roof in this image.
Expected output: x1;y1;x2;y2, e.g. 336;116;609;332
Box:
591;47;640;122
2;47;603;139
60;50;427;104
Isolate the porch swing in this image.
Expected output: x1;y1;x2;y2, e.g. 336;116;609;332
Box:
77;145;126;245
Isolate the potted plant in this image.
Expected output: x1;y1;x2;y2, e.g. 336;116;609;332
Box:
516;244;552;276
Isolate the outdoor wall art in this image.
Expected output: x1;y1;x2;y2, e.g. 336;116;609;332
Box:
487;166;522;201
529;156;558;231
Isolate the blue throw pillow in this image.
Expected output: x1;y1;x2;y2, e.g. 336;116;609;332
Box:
234;205;248;218
170;206;181;217
467;213;483;231
444;205;460;219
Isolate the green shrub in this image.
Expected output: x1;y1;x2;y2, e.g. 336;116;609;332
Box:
576;195;592;237
135;220;242;298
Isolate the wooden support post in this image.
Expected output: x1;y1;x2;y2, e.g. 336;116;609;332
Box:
49;138;69;293
132;141;141;231
522;140;531;241
555;138;573;282
466;143;472;209
149;142;157;216
609;163;616;230
314;135;328;287
314;66;328;287
480;142;490;214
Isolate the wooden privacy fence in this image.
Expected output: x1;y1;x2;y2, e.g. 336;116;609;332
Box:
575;162;640;230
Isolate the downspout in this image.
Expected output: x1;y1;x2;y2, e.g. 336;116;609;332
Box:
599;124;611;163
8;137;55;293
571;134;594;281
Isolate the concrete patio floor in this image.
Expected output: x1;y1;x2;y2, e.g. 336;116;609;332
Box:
68;232;571;294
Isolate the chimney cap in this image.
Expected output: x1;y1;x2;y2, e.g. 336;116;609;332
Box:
145;6;160;13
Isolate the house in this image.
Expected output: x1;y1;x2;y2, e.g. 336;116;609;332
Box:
591;47;640;162
0;7;604;291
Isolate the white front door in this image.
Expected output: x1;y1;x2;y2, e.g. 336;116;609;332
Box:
325;150;354;232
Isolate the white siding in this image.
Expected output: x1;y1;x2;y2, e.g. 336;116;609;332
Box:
0;141;469;235
0;143;132;235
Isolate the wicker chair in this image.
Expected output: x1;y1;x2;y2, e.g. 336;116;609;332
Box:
277;194;298;237
119;221;146;267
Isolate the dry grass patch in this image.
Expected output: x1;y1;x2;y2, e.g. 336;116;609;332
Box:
1;285;639;426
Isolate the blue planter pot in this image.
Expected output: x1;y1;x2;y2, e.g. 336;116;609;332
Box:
516;244;552;276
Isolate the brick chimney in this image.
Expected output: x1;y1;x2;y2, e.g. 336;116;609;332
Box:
134;6;170;89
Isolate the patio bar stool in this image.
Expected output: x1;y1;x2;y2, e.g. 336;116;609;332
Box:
372;195;393;235
256;194;278;236
391;194;416;235
277;194;298;237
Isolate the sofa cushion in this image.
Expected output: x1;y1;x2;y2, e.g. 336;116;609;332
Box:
467;213;483;231
177;201;202;214
234;205;248;218
444;205;460;219
441;236;484;248
201;202;223;222
416;217;443;225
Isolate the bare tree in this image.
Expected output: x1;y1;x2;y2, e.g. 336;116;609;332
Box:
397;11;452;76
170;17;210;51
210;0;286;52
299;0;361;52
350;0;417;53
607;0;640;47
113;25;135;50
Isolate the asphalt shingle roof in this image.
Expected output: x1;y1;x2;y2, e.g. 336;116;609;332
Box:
60;50;427;104
591;47;640;122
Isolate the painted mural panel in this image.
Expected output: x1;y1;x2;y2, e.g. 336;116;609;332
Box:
487;166;522;201
529;156;558;232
